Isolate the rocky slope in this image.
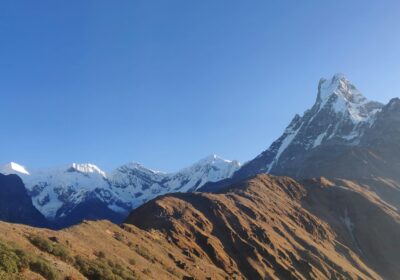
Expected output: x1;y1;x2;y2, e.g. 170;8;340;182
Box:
0;155;240;227
127;174;400;280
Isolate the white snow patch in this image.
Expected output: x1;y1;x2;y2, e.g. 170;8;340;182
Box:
70;163;107;178
312;132;327;148
318;74;374;124
0;162;30;175
108;204;127;214
268;124;302;172
343;208;354;233
342;208;364;255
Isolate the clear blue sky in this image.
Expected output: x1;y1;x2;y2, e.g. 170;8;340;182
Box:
1;0;400;172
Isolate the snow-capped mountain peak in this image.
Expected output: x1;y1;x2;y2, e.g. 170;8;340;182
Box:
115;162;165;175
190;154;241;168
68;163;107;178
316;73;381;123
0;162;30;175
317;73;358;102
236;74;385;178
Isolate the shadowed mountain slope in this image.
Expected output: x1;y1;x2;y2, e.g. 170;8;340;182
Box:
302;177;400;280
0;174;48;227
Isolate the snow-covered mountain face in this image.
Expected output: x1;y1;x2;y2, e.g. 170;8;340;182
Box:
0;156;240;221
235;74;384;179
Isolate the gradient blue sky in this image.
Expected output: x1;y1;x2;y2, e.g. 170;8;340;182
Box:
1;0;400;172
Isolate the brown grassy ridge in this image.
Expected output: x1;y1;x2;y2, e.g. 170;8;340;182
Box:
0;219;228;279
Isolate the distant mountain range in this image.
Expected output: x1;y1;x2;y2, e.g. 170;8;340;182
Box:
0;155;240;227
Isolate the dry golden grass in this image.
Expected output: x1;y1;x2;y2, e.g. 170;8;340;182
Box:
0;219;228;279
